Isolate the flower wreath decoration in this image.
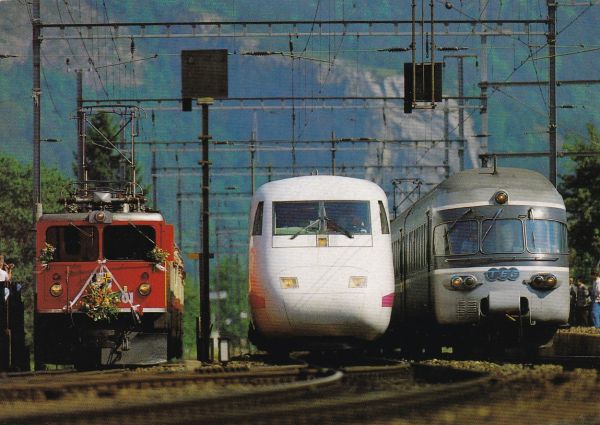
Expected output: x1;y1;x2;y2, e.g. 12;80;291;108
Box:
79;282;121;322
39;242;56;265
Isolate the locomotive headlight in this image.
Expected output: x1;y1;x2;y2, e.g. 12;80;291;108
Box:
529;273;558;290
349;276;367;288
50;283;63;297
449;275;480;291
450;276;463;289
463;275;478;288
138;283;152;296
280;277;299;289
96;211;105;222
494;190;508;204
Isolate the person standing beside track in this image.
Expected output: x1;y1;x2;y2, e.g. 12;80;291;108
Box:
0;254;12;301
590;271;600;328
574;276;591;326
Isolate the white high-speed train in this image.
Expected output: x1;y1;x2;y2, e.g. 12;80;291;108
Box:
248;175;395;351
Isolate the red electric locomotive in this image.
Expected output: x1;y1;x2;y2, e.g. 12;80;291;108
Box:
34;182;185;369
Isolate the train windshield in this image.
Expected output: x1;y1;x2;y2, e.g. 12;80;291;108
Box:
46;226;99;261
434;220;478;255
434;218;567;255
273;201;371;236
526;220;568;254
103;225;156;261
481;219;524;253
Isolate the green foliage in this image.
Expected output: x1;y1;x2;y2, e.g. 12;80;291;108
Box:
0;153;69;280
559;123;600;276
78;113;122;182
181;256;249;359
211;256;249;342
183;279;199;360
0;152;70;353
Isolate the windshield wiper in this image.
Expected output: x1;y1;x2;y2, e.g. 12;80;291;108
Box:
481;208;503;244
290;219;320;240
69;222;94;238
324;216;353;239
448;207;472;232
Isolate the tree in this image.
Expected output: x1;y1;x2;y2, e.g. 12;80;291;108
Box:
0;152;70;355
212;255;249;342
559;123;600;275
74;112;150;198
77;112;122;182
0;153;69;279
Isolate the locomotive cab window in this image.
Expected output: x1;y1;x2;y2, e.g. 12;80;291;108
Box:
324;201;370;235
104;225;156;261
273;201;320;236
434;220;478;255
46;226;99;262
482;219;524;254
273;201;371;237
526;220;568;254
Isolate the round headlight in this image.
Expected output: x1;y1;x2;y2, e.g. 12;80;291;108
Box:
96;211;105;222
450;276;463;289
494;190;508;204
138;283;151;296
50;283;63;297
545;275;557;287
532;275;545;287
463;276;478;288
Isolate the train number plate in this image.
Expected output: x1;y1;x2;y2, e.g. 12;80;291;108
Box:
484;267;519;282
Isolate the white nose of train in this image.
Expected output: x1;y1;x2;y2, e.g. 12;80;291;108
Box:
251;265;393;341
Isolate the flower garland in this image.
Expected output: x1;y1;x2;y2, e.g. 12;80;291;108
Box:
39;242;56;264
78;282;121;322
149;246;168;264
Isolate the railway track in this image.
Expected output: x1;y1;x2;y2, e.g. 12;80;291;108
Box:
0;361;491;425
7;354;598;425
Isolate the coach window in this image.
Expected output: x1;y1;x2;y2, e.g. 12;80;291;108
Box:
482;219;524;254
378;201;390;235
104;225;156;261
252;202;264;236
46;226;99;262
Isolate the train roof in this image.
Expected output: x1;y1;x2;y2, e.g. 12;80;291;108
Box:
38;211;166;223
253;175;387;202
425;167;564;210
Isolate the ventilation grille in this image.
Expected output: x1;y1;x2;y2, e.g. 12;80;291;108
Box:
456;300;480;321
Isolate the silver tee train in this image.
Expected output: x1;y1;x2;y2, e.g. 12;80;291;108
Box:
388;167;569;355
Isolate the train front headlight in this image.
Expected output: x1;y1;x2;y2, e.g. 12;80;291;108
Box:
280;277;299;289
494;190;508;204
50;283;63;297
449;275;480;291
529;273;558;290
138;283;152;296
463;275;478;289
450;276;463;290
348;276;367;288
